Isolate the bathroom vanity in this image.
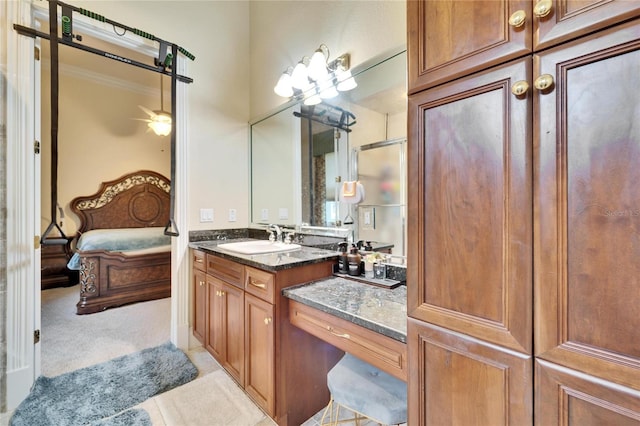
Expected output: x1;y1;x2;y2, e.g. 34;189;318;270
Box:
284;278;407;381
190;240;343;426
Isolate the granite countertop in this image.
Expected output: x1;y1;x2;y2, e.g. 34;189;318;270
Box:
189;238;339;272
283;277;407;343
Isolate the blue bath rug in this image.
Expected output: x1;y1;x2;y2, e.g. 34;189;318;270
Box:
10;342;198;426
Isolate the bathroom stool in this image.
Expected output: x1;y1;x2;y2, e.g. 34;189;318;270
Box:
320;353;407;425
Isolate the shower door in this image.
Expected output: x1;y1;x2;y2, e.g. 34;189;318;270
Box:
356;138;406;256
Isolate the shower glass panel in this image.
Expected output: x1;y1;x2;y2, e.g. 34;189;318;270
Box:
356;138;406;256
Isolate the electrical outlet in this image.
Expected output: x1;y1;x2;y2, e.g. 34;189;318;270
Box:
278;208;289;220
261;208;269;221
228;208;237;222
200;208;214;223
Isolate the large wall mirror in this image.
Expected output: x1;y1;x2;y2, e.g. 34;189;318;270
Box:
251;49;407;255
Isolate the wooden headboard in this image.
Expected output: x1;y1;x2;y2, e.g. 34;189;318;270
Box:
70;170;171;234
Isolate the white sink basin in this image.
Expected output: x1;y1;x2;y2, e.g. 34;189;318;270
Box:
217;240;302;255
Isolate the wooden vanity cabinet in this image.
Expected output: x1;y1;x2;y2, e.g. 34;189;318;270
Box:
192;250;206;344
408;0;640;94
192;249;342;425
408;2;640;423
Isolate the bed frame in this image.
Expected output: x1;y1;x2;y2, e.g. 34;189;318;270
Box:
70;170;172;314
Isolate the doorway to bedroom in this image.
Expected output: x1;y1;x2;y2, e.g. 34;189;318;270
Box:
35;7;179;380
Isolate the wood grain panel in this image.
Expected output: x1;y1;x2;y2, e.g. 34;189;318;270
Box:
536;359;640;425
535;0;640;50
408;0;532;93
408;58;532;353
192;268;206;344
244;293;275;416
408;319;532;425
534;19;640;391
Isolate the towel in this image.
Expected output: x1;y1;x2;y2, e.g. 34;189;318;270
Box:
340;181;365;204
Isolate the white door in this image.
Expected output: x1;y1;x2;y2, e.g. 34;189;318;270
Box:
3;0;40;411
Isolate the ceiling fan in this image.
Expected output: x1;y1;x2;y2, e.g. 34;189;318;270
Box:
137;74;171;136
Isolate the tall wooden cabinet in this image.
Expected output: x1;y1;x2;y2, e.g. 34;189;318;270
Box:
407;1;640;424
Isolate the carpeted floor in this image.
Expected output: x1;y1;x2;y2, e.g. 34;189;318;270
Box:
41;284;171;377
10;343;197;426
31;285;278;426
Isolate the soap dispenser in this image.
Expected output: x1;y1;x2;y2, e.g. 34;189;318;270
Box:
338;242;349;274
347;244;362;276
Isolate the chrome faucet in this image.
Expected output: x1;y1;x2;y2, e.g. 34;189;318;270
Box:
267;224;282;242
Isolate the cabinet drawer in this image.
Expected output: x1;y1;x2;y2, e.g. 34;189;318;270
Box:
290;300;407;381
245;266;275;304
206;254;244;288
192;250;206;272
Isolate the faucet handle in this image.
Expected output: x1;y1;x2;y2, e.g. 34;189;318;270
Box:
266;228;276;242
284;231;295;244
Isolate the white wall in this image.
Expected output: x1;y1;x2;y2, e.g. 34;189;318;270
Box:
249;1;407;119
40;62;172;235
55;0;251;232
40;0;406;234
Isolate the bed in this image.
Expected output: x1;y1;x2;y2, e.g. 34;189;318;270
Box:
68;170;172;314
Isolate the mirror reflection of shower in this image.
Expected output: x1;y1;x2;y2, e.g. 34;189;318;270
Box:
300;113;351;227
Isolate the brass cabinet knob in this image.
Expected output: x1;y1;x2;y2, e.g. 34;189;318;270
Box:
199;281;204;286
533;0;552;18
264;317;272;325
508;10;527;28
534;74;555;90
511;80;530;96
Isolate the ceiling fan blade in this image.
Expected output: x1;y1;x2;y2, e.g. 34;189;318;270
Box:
138;105;157;118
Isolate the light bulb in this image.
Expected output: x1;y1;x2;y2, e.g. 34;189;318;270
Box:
274;72;294;97
308;50;329;81
318;78;339;99
291;61;309;90
303;86;322;105
336;69;357;92
148;112;172;136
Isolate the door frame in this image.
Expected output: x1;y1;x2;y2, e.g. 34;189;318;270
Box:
4;1;190;411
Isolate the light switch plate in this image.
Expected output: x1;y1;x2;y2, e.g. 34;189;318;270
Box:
200;208;214;223
228;208;237;222
261;208;269;221
278;208;289;220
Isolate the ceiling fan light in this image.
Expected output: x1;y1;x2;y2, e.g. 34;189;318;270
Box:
148;112;172;136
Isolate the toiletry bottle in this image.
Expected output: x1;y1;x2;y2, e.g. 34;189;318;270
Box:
338;242;349;274
347;244;362;276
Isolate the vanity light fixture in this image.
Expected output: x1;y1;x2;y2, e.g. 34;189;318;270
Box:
274;44;357;104
303;87;322;106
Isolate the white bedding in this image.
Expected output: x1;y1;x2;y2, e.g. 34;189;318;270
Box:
67;227;171;270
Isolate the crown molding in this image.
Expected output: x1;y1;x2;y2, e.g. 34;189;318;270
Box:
41;61;159;97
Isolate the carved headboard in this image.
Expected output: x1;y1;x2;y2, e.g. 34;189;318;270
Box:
70;170;171;234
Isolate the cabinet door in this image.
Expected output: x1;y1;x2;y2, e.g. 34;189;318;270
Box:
205;276;225;361
408;57;533;354
535;0;640;51
244;293;275;417
535;17;640;404
408;319;532;425
408;0;532;93
193;269;206;344
222;282;244;385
